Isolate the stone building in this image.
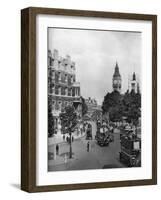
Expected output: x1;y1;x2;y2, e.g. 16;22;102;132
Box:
85;97;102;120
48;49;82;134
128;72;140;93
112;62;122;93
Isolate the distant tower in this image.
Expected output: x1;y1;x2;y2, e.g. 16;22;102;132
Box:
112;62;122;93
129;72;138;93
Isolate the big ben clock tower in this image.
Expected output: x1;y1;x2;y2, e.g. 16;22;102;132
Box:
112;62;122;93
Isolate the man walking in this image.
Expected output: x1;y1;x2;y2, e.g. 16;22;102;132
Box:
56;144;59;155
87;141;90;152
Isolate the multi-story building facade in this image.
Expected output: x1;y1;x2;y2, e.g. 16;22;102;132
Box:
85;97;102;120
48;49;82;134
112;62;122;93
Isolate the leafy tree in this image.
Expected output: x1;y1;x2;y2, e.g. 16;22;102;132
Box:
109;105;123;122
102;91;123;122
60;106;78;158
91;110;102;121
122;90;141;126
48;102;55;137
80;96;88;116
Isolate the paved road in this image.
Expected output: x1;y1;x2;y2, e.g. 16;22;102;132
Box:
48;121;125;171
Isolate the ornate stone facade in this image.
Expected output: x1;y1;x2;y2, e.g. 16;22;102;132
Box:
48;49;82;133
85;97;102;119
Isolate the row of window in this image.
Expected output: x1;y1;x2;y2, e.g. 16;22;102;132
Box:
49;70;75;84
49;85;80;97
48;57;75;71
51;100;73;111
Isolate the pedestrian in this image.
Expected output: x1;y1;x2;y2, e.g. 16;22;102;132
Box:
56;144;59;155
63;134;65;141
72;136;74;142
87;141;90;152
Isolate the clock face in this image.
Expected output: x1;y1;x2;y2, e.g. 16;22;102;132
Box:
113;80;117;84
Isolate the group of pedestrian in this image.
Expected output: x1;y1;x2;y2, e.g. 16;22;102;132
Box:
96;120;114;134
83;121;93;134
66;136;74;143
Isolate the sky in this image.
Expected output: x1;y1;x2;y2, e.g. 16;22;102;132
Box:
48;28;141;105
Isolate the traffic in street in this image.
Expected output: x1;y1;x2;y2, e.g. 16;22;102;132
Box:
48;121;127;171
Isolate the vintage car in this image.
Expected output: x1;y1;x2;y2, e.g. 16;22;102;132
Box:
96;131;111;146
86;123;92;140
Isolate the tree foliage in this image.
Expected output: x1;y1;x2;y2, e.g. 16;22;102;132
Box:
48;102;55;137
81;96;88;116
60;105;78;158
102;90;141;124
60;105;78;134
122;90;141;125
102;91;123;122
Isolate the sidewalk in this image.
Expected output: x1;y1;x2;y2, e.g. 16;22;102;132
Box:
48;121;95;170
48;136;88;171
48;130;86;146
48;136;85;169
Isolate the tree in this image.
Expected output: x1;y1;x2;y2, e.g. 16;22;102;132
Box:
122;90;141;127
80;96;88;116
102;91;123;122
48;104;55;137
60;105;78;158
102;90;141;127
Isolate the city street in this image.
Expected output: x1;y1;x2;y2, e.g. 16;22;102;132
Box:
48;121;125;171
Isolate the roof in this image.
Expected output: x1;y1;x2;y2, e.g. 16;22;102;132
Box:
132;72;136;80
113;62;121;77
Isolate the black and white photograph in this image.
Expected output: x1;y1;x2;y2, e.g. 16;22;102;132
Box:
47;27;141;172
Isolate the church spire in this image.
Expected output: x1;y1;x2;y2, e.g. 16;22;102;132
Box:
132;72;136;81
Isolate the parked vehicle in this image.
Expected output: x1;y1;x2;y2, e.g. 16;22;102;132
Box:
86;123;92;140
96;131;111;146
119;131;141;167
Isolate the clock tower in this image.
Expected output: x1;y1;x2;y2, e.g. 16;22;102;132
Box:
112;62;122;93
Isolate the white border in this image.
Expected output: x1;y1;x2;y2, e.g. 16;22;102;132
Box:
36;14;152;186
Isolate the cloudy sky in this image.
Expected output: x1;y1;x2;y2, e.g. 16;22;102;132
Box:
48;28;142;105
